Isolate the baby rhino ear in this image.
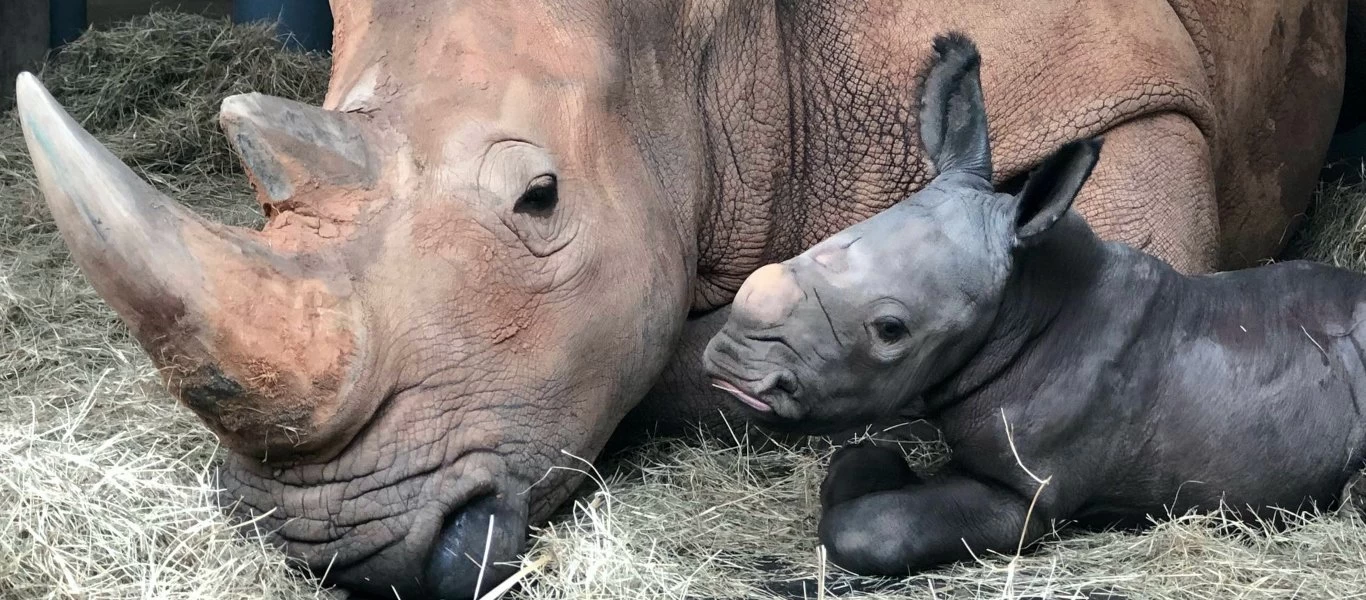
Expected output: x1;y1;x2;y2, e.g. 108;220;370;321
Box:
1012;138;1103;244
917;32;992;184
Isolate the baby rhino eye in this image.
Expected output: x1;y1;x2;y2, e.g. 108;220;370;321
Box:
872;316;908;343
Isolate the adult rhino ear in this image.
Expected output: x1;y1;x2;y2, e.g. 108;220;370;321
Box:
917;32;992;184
1012;138;1103;244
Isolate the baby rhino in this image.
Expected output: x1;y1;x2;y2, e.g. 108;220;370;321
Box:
702;32;1366;576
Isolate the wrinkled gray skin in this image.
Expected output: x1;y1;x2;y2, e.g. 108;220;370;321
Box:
703;34;1366;576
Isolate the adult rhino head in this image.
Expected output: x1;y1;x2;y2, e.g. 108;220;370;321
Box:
15;2;697;597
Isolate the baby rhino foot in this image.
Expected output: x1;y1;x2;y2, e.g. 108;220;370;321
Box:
819;496;918;575
818;469;1043;576
820;442;919;509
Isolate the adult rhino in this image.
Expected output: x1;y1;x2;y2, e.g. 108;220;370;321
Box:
11;1;1364;598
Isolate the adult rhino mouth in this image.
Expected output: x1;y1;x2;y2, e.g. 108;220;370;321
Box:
217;442;535;600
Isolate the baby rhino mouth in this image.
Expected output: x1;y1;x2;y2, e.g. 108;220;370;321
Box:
706;369;808;423
710;378;774;413
702;329;808;421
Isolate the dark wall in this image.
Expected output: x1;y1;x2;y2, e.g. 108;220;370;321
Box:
89;0;232;25
0;0;51;110
1;1;239;110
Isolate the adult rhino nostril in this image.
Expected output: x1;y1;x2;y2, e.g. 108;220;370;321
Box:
425;493;529;600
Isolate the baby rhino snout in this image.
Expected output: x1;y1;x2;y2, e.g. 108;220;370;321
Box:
732;263;803;328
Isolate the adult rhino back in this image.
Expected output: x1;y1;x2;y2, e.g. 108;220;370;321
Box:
13;0;1359;597
688;0;1342;302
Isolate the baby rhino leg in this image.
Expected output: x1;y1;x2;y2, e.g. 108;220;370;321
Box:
820;442;920;509
817;468;1044;576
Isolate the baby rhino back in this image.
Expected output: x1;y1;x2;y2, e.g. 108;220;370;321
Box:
1109;259;1366;519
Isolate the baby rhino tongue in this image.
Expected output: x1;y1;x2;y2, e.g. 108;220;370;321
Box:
711;379;774;413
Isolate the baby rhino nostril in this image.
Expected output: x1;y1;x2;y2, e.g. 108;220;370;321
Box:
774;371;799;395
757;370;799;398
425;494;529;600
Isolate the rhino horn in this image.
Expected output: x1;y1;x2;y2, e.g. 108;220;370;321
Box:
219;92;377;208
16;72;365;461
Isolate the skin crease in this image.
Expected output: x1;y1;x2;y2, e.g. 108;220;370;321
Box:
14;0;1366;598
702;34;1366;576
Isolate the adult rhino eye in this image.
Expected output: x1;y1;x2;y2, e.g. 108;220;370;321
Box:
872;317;908;343
514;174;558;215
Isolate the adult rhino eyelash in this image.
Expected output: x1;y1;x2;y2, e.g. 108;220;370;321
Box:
514;174;558;215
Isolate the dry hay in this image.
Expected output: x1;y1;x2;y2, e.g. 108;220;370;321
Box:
2;11;1366;600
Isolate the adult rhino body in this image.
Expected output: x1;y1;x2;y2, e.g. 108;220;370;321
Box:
11;1;1363;597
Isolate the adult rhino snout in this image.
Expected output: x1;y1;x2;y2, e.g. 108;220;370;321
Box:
425;494;529;600
732;263;804;328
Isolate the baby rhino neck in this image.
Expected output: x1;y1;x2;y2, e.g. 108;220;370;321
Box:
921;212;1170;413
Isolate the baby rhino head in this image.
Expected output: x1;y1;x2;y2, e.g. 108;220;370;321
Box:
702;32;1102;434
